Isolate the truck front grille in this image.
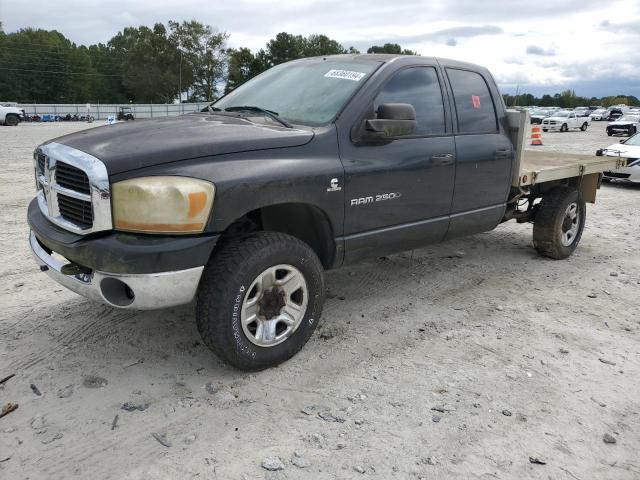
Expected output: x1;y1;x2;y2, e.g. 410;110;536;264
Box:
57;192;94;227
33;143;112;235
604;171;631;179
37;153;46;174
56;162;91;195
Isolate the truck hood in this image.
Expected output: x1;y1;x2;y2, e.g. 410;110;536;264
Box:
604;144;640;158
45;113;314;175
608;120;638;126
544;116;570;121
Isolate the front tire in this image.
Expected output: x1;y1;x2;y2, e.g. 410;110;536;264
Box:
196;232;325;370
4;114;19;126
533;187;586;259
560;124;568;132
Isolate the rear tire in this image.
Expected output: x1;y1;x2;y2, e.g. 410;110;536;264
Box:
196;232;325;370
580;122;588;131
4;114;19;126
533;187;586;260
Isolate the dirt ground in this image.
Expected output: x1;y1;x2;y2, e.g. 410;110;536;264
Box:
1;121;639;480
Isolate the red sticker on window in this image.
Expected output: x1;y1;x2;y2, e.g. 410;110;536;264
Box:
472;95;481;109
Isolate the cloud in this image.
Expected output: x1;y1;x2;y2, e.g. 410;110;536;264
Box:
526;45;556;56
348;25;503;49
1;0;638;97
599;19;640;34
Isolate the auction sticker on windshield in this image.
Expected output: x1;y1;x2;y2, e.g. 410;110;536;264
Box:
324;69;367;81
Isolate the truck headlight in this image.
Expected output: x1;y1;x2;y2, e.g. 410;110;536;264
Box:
112;177;215;234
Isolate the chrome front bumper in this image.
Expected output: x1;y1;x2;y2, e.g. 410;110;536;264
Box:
29;231;204;310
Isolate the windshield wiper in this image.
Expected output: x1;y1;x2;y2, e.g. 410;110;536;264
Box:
224;105;293;128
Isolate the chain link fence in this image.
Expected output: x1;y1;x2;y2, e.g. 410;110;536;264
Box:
18;103;210;120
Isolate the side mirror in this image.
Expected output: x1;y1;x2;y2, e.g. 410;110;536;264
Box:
364;103;417;140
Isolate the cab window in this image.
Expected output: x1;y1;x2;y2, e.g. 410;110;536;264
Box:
374;67;446;136
446;68;498;134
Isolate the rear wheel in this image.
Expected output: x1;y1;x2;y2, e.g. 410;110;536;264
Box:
533;187;586;260
580;122;588;131
196;232;325;370
4;114;19;126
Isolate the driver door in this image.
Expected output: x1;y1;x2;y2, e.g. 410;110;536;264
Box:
339;65;456;263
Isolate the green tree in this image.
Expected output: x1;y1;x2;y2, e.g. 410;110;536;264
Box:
109;23;182;103
0;28;94;102
223;32;351;93
169;20;228;101
225;47;265;93
367;43;417;55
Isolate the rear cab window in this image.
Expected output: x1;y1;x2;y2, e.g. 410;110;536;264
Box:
446;68;498;134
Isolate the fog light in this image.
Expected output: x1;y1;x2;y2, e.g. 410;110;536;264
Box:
100;278;135;307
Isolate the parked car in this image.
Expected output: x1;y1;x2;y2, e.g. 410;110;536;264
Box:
0;104;24;126
27;55;622;370
590;108;608;121
606;115;640;136
117;106;135;121
542;110;591;132
598;133;640;182
573;107;591;117
529;109;550;124
607;108;626;121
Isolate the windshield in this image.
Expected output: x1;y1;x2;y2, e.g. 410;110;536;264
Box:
213;59;379;125
623;133;640;146
553;112;569;117
619;115;639;122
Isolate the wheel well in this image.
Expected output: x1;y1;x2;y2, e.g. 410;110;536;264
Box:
217;203;336;269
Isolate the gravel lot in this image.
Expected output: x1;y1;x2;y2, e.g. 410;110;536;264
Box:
1;121;639;479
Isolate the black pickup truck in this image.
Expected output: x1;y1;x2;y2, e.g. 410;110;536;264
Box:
28;54;622;370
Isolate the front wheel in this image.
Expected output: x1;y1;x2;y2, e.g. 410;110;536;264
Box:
4;114;19;126
196;232;325;370
533;187;586;259
560;124;568;132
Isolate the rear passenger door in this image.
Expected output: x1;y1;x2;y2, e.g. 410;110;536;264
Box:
444;67;513;238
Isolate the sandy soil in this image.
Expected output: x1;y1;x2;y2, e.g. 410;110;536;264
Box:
1;121;639;480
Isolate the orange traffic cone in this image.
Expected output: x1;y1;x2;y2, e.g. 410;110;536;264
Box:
531;125;543;146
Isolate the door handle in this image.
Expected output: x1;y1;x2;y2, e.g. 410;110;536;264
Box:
431;153;454;165
494;149;511;159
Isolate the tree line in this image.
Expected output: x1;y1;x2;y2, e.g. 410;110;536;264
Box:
1;20;637;106
0;20;416;104
502;90;640;109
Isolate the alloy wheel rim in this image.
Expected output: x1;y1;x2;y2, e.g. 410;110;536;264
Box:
561;202;580;246
241;264;308;347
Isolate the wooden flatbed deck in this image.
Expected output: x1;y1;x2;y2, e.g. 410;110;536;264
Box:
516;150;625;187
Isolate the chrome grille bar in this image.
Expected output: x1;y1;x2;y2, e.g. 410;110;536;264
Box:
33;142;112;234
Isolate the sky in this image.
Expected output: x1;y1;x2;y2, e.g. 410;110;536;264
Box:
2;0;640;98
